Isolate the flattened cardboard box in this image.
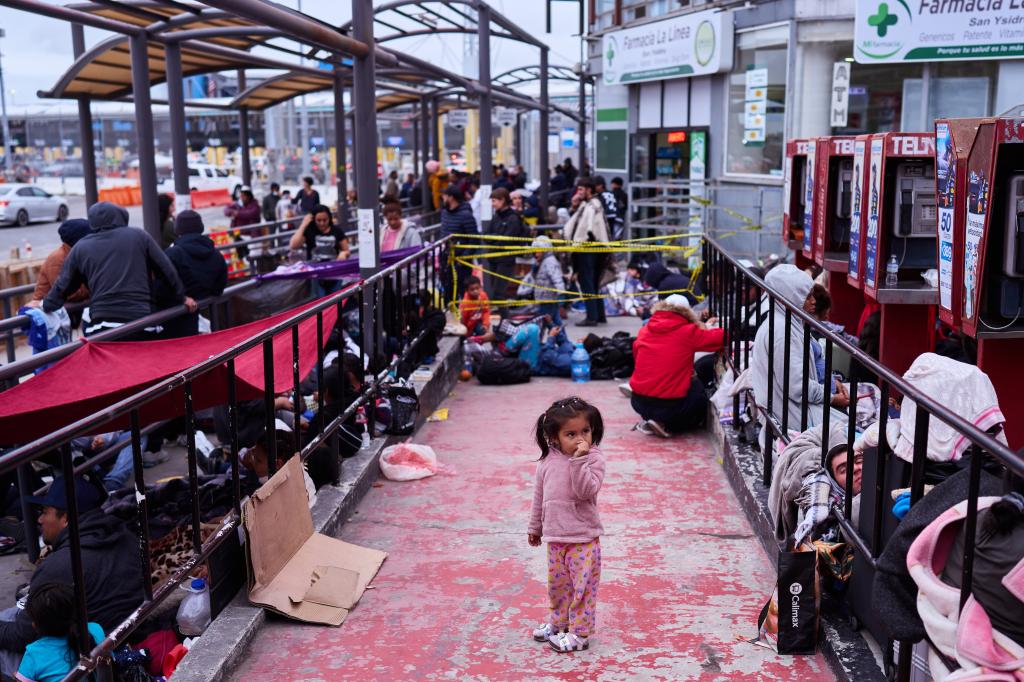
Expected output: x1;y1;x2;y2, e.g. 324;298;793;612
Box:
243;456;387;625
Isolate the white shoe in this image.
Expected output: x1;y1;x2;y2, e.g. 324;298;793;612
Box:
549;631;589;652
634;420;654;435
645;420;671;438
532;622;561;642
618;382;633;398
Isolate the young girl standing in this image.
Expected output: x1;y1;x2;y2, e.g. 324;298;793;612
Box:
527;397;606;653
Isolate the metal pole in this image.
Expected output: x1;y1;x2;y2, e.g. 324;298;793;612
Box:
539;48;550;213
431;96;440;162
297;0;311;179
353;0;379;278
129;32;161;241
514;112;522;166
0;30;12;175
421;96;432;210
238;70;252;187
164;41;191;207
578;68;586;172
478;4;493;188
412;112;419;178
71;24;98;206
333;65;348;217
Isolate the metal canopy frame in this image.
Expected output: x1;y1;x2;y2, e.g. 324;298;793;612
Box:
493;64;592;88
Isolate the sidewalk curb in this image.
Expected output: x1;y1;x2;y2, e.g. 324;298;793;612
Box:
172;336;464;682
708;411;886;682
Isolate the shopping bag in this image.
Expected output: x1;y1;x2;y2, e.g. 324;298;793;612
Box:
756;541;820;654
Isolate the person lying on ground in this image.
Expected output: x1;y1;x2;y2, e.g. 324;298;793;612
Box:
629;295;724;437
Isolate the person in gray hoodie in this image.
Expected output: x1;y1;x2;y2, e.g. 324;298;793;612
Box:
40;202;195;336
750;264;848;446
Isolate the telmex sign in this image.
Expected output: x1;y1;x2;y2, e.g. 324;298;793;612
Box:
855;0;1024;63
602;9;734;85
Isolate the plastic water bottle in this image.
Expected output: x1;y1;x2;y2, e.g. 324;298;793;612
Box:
176;578;211;636
885;255;899;287
571;343;591;383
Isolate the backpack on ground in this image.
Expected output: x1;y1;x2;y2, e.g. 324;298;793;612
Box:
476;355;532;385
381;382;419;435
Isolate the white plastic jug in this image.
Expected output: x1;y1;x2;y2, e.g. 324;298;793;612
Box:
176;578;211;636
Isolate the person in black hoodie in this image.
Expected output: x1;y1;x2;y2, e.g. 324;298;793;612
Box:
155;210;228;338
644;261;696;305
0;475;144;663
440;185;478;300
486;188;529;311
38;202;196;337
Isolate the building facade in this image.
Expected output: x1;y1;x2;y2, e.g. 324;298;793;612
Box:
590;0;1024;255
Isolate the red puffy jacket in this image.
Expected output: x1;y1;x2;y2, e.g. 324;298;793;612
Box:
631;310;725;399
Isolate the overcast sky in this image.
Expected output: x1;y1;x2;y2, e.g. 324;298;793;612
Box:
0;0;586;106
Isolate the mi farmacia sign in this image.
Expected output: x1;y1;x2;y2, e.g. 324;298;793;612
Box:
855;0;1024;62
602;9;733;85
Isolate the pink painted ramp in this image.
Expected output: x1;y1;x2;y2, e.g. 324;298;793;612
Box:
230;378;834;681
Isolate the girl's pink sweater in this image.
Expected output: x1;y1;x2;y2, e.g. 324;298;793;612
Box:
527;446;605;544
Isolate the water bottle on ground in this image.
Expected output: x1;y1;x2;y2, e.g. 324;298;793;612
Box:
176;578;211;636
885;255;899;287
571;343;590;383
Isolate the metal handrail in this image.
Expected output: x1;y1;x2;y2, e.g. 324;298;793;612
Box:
0;238;450;681
704;235;1023;681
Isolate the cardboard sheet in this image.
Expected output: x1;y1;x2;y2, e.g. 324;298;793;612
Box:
244;457;387;625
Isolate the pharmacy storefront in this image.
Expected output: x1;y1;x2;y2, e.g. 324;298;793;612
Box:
793;0;1024;142
592;8;734;184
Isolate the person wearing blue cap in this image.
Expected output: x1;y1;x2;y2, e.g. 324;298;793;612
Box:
0;474;144;667
31;218;91;304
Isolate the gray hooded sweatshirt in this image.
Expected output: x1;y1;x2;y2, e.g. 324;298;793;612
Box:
44;202;186;323
750;264;825;433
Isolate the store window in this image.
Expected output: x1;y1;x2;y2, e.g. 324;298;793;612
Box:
901;62;998;131
726;25;788;176
593;0;617;31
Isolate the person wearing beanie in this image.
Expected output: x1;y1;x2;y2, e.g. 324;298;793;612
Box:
32;218;91;302
531;234;566;326
36;202;195;336
154;210;227;338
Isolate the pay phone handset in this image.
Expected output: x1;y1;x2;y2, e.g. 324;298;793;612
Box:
894;161;938;239
998;174;1024;322
831;159;854;247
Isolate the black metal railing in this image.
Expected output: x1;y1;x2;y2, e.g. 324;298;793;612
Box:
703;236;1024;681
0;237;449;681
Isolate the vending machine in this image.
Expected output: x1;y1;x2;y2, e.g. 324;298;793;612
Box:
861;132;939;376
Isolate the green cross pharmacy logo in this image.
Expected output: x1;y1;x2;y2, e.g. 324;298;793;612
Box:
605;41;615;67
867;2;898;37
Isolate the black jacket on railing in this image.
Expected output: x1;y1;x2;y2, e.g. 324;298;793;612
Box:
0;510;145;651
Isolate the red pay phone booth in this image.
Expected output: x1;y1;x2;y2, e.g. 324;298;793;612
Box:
808;135;864;333
860;132;939;377
782;139;814;269
945;116;1024;448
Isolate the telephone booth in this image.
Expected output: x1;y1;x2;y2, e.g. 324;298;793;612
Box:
948;116;1024;448
861;132;939;376
809;135;863;333
782;139;814;269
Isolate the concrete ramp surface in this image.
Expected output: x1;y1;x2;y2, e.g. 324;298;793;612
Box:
230;378;833;681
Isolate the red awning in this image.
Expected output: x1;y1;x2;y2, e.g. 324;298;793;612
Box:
0;294;342;446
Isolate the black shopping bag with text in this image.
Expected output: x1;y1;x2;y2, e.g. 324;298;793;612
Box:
756;542;820;654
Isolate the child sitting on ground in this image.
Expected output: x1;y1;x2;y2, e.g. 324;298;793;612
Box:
528;397;606;652
18;582;104;682
459;276;491;336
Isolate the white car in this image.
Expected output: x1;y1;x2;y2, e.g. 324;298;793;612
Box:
158;164;243;196
0;184;69;226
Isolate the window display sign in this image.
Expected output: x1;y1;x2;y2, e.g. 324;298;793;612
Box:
744;68;768;144
601;9;733;85
854;0;1024;63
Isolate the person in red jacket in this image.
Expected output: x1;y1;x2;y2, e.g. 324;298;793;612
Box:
630;294;724;437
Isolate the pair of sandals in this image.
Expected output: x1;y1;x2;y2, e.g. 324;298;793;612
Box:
532;622;589;652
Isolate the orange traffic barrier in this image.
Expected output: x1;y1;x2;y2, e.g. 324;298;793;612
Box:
190;188;232;209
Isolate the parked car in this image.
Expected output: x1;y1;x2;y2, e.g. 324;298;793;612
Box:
0;183;69;226
158;164;243;197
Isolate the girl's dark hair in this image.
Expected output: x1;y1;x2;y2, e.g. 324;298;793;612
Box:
534;396;603;459
312;204;333;226
27;582;94;666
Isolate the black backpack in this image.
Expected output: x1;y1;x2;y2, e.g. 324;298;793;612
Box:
476;355;532;385
382;383;419;435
